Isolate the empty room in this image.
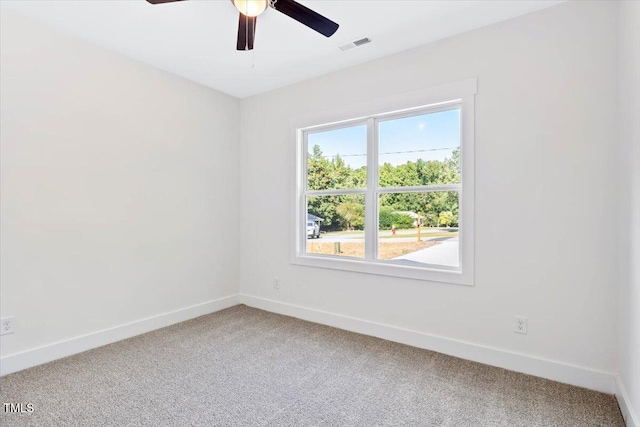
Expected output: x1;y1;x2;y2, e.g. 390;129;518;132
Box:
1;0;638;426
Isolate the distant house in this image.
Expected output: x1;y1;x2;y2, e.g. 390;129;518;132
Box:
307;213;324;224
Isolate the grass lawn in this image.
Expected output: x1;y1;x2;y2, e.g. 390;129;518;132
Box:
307;240;439;259
325;229;458;240
326;230;366;236
380;231;459;239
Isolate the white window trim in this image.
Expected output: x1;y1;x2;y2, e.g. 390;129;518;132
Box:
290;79;476;286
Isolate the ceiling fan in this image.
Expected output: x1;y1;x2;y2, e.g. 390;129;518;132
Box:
146;0;339;51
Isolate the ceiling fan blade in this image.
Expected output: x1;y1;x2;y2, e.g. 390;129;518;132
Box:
237;13;257;51
271;0;338;37
146;0;187;4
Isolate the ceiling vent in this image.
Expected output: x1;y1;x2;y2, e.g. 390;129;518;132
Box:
339;37;372;51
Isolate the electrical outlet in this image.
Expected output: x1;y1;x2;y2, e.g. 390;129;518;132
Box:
514;316;527;334
1;316;15;336
273;277;280;290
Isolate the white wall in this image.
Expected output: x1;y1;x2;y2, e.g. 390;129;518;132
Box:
618;0;640;423
0;10;240;362
240;0;619;385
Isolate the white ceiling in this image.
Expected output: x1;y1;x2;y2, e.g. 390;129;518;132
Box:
0;0;565;98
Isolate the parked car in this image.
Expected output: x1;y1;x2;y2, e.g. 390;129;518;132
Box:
307;221;320;239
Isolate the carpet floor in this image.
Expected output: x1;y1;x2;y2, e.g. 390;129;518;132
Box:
0;305;624;426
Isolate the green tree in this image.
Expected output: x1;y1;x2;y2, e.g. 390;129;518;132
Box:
379;207;414;230
307;145;333;191
336;201;364;230
307;145;460;230
439;211;454;227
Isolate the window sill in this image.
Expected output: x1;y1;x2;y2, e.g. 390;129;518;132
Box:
291;253;473;286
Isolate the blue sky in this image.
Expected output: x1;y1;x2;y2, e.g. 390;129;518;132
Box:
308;108;460;169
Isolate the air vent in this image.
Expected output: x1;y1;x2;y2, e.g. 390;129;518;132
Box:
339;37;372;51
353;37;371;46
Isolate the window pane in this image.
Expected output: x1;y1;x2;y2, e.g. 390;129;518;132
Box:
307;125;367;191
306;194;365;259
379;109;460;187
378;192;459;267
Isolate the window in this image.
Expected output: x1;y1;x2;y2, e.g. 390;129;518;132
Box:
293;79;476;285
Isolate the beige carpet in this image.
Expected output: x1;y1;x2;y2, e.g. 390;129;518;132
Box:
0;305;624;426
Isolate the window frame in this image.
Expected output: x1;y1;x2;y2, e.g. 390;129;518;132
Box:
291;79;476;286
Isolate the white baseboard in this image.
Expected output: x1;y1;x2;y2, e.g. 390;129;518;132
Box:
615;375;639;427
238;294;616;394
0;294;239;377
